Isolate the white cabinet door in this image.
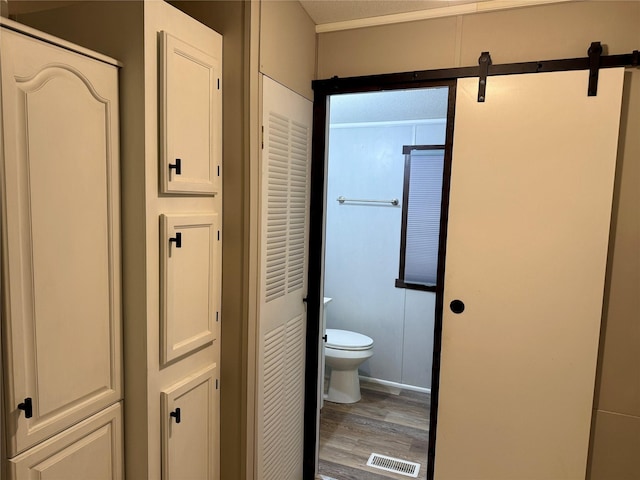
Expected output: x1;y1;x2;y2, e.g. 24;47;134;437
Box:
8;402;123;480
161;365;219;480
434;69;624;479
0;28;121;456
160;213;220;364
160;31;222;195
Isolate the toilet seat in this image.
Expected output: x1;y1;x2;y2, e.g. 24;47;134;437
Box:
326;329;373;351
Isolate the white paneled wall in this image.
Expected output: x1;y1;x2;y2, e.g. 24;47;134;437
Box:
324;119;445;389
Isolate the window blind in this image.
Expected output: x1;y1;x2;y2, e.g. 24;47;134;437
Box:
403;148;444;286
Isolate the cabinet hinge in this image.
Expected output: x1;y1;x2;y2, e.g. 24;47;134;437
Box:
261;125;264;150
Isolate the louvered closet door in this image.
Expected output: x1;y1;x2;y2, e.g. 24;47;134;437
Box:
434;69;624;479
257;76;312;480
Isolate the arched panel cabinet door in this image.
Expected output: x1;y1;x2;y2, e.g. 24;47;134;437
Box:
434;68;624;480
0;26;122;456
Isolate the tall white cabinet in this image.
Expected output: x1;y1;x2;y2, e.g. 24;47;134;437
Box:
2;1;223;478
0;20;123;479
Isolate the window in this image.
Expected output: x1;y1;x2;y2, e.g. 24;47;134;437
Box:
396;145;445;291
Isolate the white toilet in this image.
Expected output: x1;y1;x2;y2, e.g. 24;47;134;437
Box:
325;328;374;403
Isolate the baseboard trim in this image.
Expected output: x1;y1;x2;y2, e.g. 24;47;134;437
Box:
360;375;431;394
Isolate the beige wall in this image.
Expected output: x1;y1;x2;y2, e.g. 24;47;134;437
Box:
318;2;640;478
318;1;639;76
589;42;640;479
259;0;316;100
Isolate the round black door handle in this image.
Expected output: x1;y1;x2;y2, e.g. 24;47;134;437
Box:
450;299;465;314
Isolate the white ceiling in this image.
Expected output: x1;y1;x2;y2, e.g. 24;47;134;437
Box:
297;0;571;32
298;0;488;25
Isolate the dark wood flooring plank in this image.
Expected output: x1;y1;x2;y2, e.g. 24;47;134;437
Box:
318;459;396;480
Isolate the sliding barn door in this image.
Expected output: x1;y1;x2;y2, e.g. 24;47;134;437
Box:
434;69;624;479
257;76;312;480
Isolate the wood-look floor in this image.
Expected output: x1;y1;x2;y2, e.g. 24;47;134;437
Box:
317;381;430;480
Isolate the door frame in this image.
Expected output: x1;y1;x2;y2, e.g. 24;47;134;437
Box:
304;77;457;479
303;49;638;480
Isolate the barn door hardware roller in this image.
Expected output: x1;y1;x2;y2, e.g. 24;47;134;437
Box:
588;41;603;96
477;51;492;102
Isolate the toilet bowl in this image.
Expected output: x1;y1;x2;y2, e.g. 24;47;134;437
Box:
325;328;374;404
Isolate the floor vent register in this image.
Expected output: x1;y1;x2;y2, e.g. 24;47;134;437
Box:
366;453;421;478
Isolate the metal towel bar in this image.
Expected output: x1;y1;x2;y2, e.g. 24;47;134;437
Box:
337;196;399;206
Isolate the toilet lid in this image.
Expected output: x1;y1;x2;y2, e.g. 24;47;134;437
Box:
325;329;373;351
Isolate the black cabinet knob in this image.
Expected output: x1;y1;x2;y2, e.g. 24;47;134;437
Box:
450;300;465;314
169;158;182;175
169;232;182;249
18;397;33;418
170;407;181;424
